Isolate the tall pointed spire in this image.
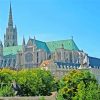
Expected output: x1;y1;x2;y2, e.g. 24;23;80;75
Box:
22;36;25;45
34;36;36;44
0;40;3;47
8;2;13;27
4;2;18;47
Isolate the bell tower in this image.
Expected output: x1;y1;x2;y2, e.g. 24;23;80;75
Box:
4;3;18;47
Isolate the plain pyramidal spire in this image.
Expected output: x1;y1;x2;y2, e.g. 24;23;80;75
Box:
8;2;13;27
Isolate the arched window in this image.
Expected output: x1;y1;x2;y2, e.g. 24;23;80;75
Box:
8;59;11;66
25;53;33;62
13;35;14;39
13;59;16;67
13;43;15;46
7;43;9;47
8;36;9;39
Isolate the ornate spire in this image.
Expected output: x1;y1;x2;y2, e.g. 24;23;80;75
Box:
34;36;36;41
0;40;3;47
22;36;25;45
8;2;13;27
33;36;37;48
61;43;64;49
34;36;36;44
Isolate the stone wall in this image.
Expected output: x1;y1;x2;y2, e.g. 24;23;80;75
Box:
0;92;57;100
89;68;100;83
0;96;55;100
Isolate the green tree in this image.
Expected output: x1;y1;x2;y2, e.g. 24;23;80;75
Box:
57;70;100;100
0;68;55;96
16;68;55;96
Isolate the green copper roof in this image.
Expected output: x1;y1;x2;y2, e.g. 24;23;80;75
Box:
3;45;22;56
46;39;79;52
29;39;50;53
3;39;79;56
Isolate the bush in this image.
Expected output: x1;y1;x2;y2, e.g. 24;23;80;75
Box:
0;84;14;96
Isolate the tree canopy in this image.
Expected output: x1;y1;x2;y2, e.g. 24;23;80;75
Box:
0;68;55;96
57;70;100;100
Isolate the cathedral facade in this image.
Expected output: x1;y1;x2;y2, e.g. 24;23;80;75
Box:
0;4;100;70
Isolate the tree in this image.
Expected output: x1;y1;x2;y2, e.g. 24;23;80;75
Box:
16;68;55;96
0;68;55;96
57;70;100;100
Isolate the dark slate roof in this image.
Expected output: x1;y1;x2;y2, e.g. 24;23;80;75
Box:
89;56;100;67
55;62;80;68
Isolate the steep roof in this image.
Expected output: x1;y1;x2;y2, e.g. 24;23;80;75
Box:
3;45;22;56
46;39;79;52
3;39;79;56
29;39;50;53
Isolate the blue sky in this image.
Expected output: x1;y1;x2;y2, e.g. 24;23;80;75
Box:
0;0;100;58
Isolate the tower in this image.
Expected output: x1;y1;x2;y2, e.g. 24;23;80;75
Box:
4;3;18;47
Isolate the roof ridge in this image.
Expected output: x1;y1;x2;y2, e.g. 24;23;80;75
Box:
30;38;45;43
46;39;73;43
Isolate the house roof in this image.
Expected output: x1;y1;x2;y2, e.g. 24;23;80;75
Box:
46;39;79;52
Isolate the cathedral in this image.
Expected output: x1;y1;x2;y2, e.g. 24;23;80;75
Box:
0;4;100;71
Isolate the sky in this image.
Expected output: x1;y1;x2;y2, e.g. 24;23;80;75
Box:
0;0;100;58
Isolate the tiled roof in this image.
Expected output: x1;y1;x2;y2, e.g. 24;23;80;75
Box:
46;39;79;52
40;60;52;67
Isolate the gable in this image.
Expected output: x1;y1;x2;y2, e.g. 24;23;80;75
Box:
29;39;50;53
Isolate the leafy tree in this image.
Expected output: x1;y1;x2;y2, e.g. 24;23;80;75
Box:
17;69;55;96
57;70;100;100
0;68;55;96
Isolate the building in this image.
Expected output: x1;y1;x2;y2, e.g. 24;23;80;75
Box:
0;3;100;78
